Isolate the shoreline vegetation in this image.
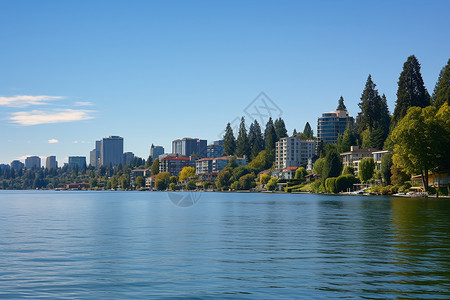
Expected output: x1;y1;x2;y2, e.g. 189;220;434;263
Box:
1;55;449;197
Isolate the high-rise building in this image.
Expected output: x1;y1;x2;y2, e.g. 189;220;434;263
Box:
25;156;41;169
90;140;101;168
207;140;224;158
123;152;135;165
68;156;86;169
172;138;207;158
150;144;164;160
10;160;24;171
275;136;316;170
317;109;353;144
100;136;124;167
46;156;58;170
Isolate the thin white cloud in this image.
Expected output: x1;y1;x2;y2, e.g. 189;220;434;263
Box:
48;138;59;144
9;109;95;126
73;141;79;144
0;95;64;107
74;101;94;106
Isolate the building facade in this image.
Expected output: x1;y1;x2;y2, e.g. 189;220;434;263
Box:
150;145;164;160
25;156;41;169
68;156;86;169
196;156;247;175
172;138;207;158
317;109;354;144
159;155;195;176
340;146;380;175
90;140;101;168
123;152;135;165
46;156;57;170
100;136;124;167
275;136;316;170
206;140;224;158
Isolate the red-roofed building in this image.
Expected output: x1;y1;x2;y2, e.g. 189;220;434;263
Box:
159;154;195;176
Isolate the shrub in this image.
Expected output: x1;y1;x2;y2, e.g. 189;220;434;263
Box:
260;173;271;185
335;174;359;192
325;177;338;193
230;181;240;190
266;177;277;191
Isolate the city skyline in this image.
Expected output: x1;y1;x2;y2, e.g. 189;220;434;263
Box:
1;1;449;164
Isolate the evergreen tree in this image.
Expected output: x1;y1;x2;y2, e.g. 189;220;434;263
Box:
235;117;250;158
392;55;430;129
303;122;314;139
264;118;277;152
322;147;342;179
151;158;160;176
274;118;288;141
223;122;236;155
337;96;347;110
338;124;357;153
357;75;390;148
432;59;450;107
248;120;264;160
292;128;297;136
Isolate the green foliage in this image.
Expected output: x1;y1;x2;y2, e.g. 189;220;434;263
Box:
325;177;338;193
432;59;450;108
216;169;232;190
342;165;355;176
155;172;170;190
359;157;375;183
236;117;250;158
335;174;360;192
338;124;357;153
230;181;240;190
392;55;430;129
264;118;277;152
169;182;177;191
266;177;278;191
151;158;160;176
223;122;236;155
310;180;325;192
323;147;342;179
337;96;347;111
260;173;271;185
294;167;308;180
390;164;410;185
313;157;325;177
274;118;288;141
392;103;450;190
178;166;195;182
135;176;145;188
226;156;238;169
186;179;197;190
381;152;393;185
356;75;390;148
144;155;152;168
248;150;274;171
302;122;314;139
232;165;251;181
238;173;256;190
248;120;264;160
170;176;178;184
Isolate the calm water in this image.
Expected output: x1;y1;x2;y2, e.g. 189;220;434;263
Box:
0;191;449;299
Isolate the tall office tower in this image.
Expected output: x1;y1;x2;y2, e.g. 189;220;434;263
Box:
206;140;224;158
172;138;207;158
25;156;41;169
90;140;101;168
123;152;135;165
100;136;124;167
150;144;164;159
317;109;353;144
68;156;87;169
46;156;58;170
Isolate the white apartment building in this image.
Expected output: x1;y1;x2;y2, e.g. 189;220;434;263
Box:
275;136;316;170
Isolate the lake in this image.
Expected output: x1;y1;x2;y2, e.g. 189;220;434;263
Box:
0;191;449;299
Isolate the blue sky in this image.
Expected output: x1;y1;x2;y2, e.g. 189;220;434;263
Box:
1;0;449;165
